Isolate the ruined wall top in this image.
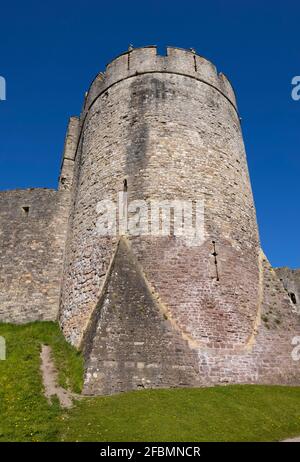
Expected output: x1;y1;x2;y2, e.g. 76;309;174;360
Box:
83;46;237;114
275;267;300;311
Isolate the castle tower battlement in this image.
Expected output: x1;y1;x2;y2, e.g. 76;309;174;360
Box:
83;46;237;121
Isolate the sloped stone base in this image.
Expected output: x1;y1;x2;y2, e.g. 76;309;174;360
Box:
83;238;201;395
82;240;300;395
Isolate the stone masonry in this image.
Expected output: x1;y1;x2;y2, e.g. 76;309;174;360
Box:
0;46;299;394
275;267;300;313
0;188;70;322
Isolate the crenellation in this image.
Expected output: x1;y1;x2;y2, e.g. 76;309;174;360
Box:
84;46;237;116
218;72;237;108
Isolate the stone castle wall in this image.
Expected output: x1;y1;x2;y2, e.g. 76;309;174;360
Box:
0;46;299;395
0;188;70;322
275;267;300;312
83;245;300;394
0;113;77;324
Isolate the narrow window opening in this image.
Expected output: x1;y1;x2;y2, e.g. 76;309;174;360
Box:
193;55;197;72
212;241;219;281
170;207;175;237
127;45;133;71
289;292;297;305
120;179;128;235
22;206;30;215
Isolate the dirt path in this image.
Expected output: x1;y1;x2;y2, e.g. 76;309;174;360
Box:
40;344;75;409
282;437;300;442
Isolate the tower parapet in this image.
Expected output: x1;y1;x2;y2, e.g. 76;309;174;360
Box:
84;46;237;118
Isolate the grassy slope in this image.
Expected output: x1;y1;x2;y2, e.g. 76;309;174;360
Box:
63;386;300;442
0;322;83;441
1;322;300;442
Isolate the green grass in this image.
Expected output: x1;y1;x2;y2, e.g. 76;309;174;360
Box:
0;322;83;441
1;322;300;442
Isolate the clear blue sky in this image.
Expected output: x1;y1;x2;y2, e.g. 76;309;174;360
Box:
0;1;299;268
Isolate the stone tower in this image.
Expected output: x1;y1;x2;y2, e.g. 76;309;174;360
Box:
1;46;299;394
57;46;299;395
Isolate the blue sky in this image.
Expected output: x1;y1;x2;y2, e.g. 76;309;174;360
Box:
0;0;299;268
